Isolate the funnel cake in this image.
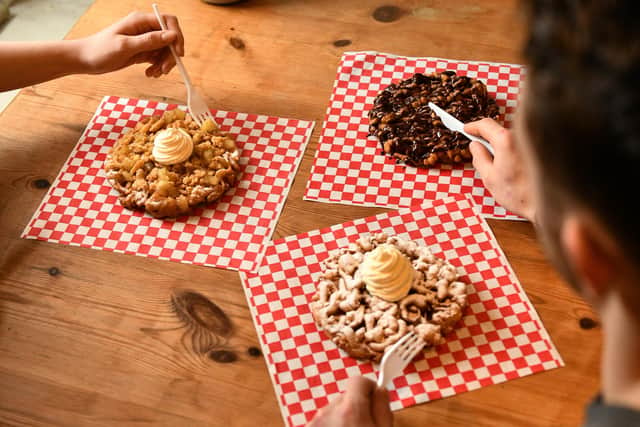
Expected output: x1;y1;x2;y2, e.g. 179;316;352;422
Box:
104;109;240;218
311;233;468;362
369;71;499;168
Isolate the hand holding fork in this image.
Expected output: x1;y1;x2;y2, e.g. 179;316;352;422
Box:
152;4;218;127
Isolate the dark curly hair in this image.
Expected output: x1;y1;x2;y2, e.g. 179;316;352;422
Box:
522;0;640;263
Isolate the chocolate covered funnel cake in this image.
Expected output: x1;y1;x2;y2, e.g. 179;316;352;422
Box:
369;71;499;168
311;233;468;362
104;109;241;218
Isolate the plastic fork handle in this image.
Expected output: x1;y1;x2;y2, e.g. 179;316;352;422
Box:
377;372;387;388
151;4;194;88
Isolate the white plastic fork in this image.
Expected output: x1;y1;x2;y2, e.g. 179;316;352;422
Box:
152;4;218;128
377;331;425;388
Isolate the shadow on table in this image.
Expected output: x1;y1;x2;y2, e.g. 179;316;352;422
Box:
201;0;332;8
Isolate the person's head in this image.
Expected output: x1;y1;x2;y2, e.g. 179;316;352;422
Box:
518;0;640;316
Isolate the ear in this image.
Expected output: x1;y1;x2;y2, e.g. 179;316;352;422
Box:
560;215;621;298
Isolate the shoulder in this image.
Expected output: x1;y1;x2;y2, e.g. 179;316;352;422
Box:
584;395;640;427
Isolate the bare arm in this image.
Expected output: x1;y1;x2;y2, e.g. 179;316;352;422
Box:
0;40;85;91
0;11;185;92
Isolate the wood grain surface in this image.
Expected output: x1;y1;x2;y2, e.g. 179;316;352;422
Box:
0;1;600;426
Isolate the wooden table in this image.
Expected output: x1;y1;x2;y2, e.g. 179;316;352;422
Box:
0;1;601;426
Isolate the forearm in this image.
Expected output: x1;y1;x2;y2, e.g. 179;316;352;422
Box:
0;40;88;92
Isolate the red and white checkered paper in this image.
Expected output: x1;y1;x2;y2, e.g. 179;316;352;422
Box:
240;194;562;427
304;51;525;220
22;96;315;272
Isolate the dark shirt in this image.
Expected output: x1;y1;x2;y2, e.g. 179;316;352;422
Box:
585;395;640;426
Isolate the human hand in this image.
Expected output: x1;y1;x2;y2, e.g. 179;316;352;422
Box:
465;118;536;222
308;377;393;427
77;11;184;78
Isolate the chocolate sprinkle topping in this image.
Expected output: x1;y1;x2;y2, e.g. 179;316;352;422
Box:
368;71;499;168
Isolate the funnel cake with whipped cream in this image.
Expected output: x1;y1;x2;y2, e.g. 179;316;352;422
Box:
311;233;468;362
104;109;240;218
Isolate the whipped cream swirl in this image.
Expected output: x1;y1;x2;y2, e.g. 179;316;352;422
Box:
360;244;413;302
152;128;194;165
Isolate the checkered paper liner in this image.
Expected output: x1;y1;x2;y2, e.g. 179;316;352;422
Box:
304;51;526;220
22;96;315;272
239;194;562;427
